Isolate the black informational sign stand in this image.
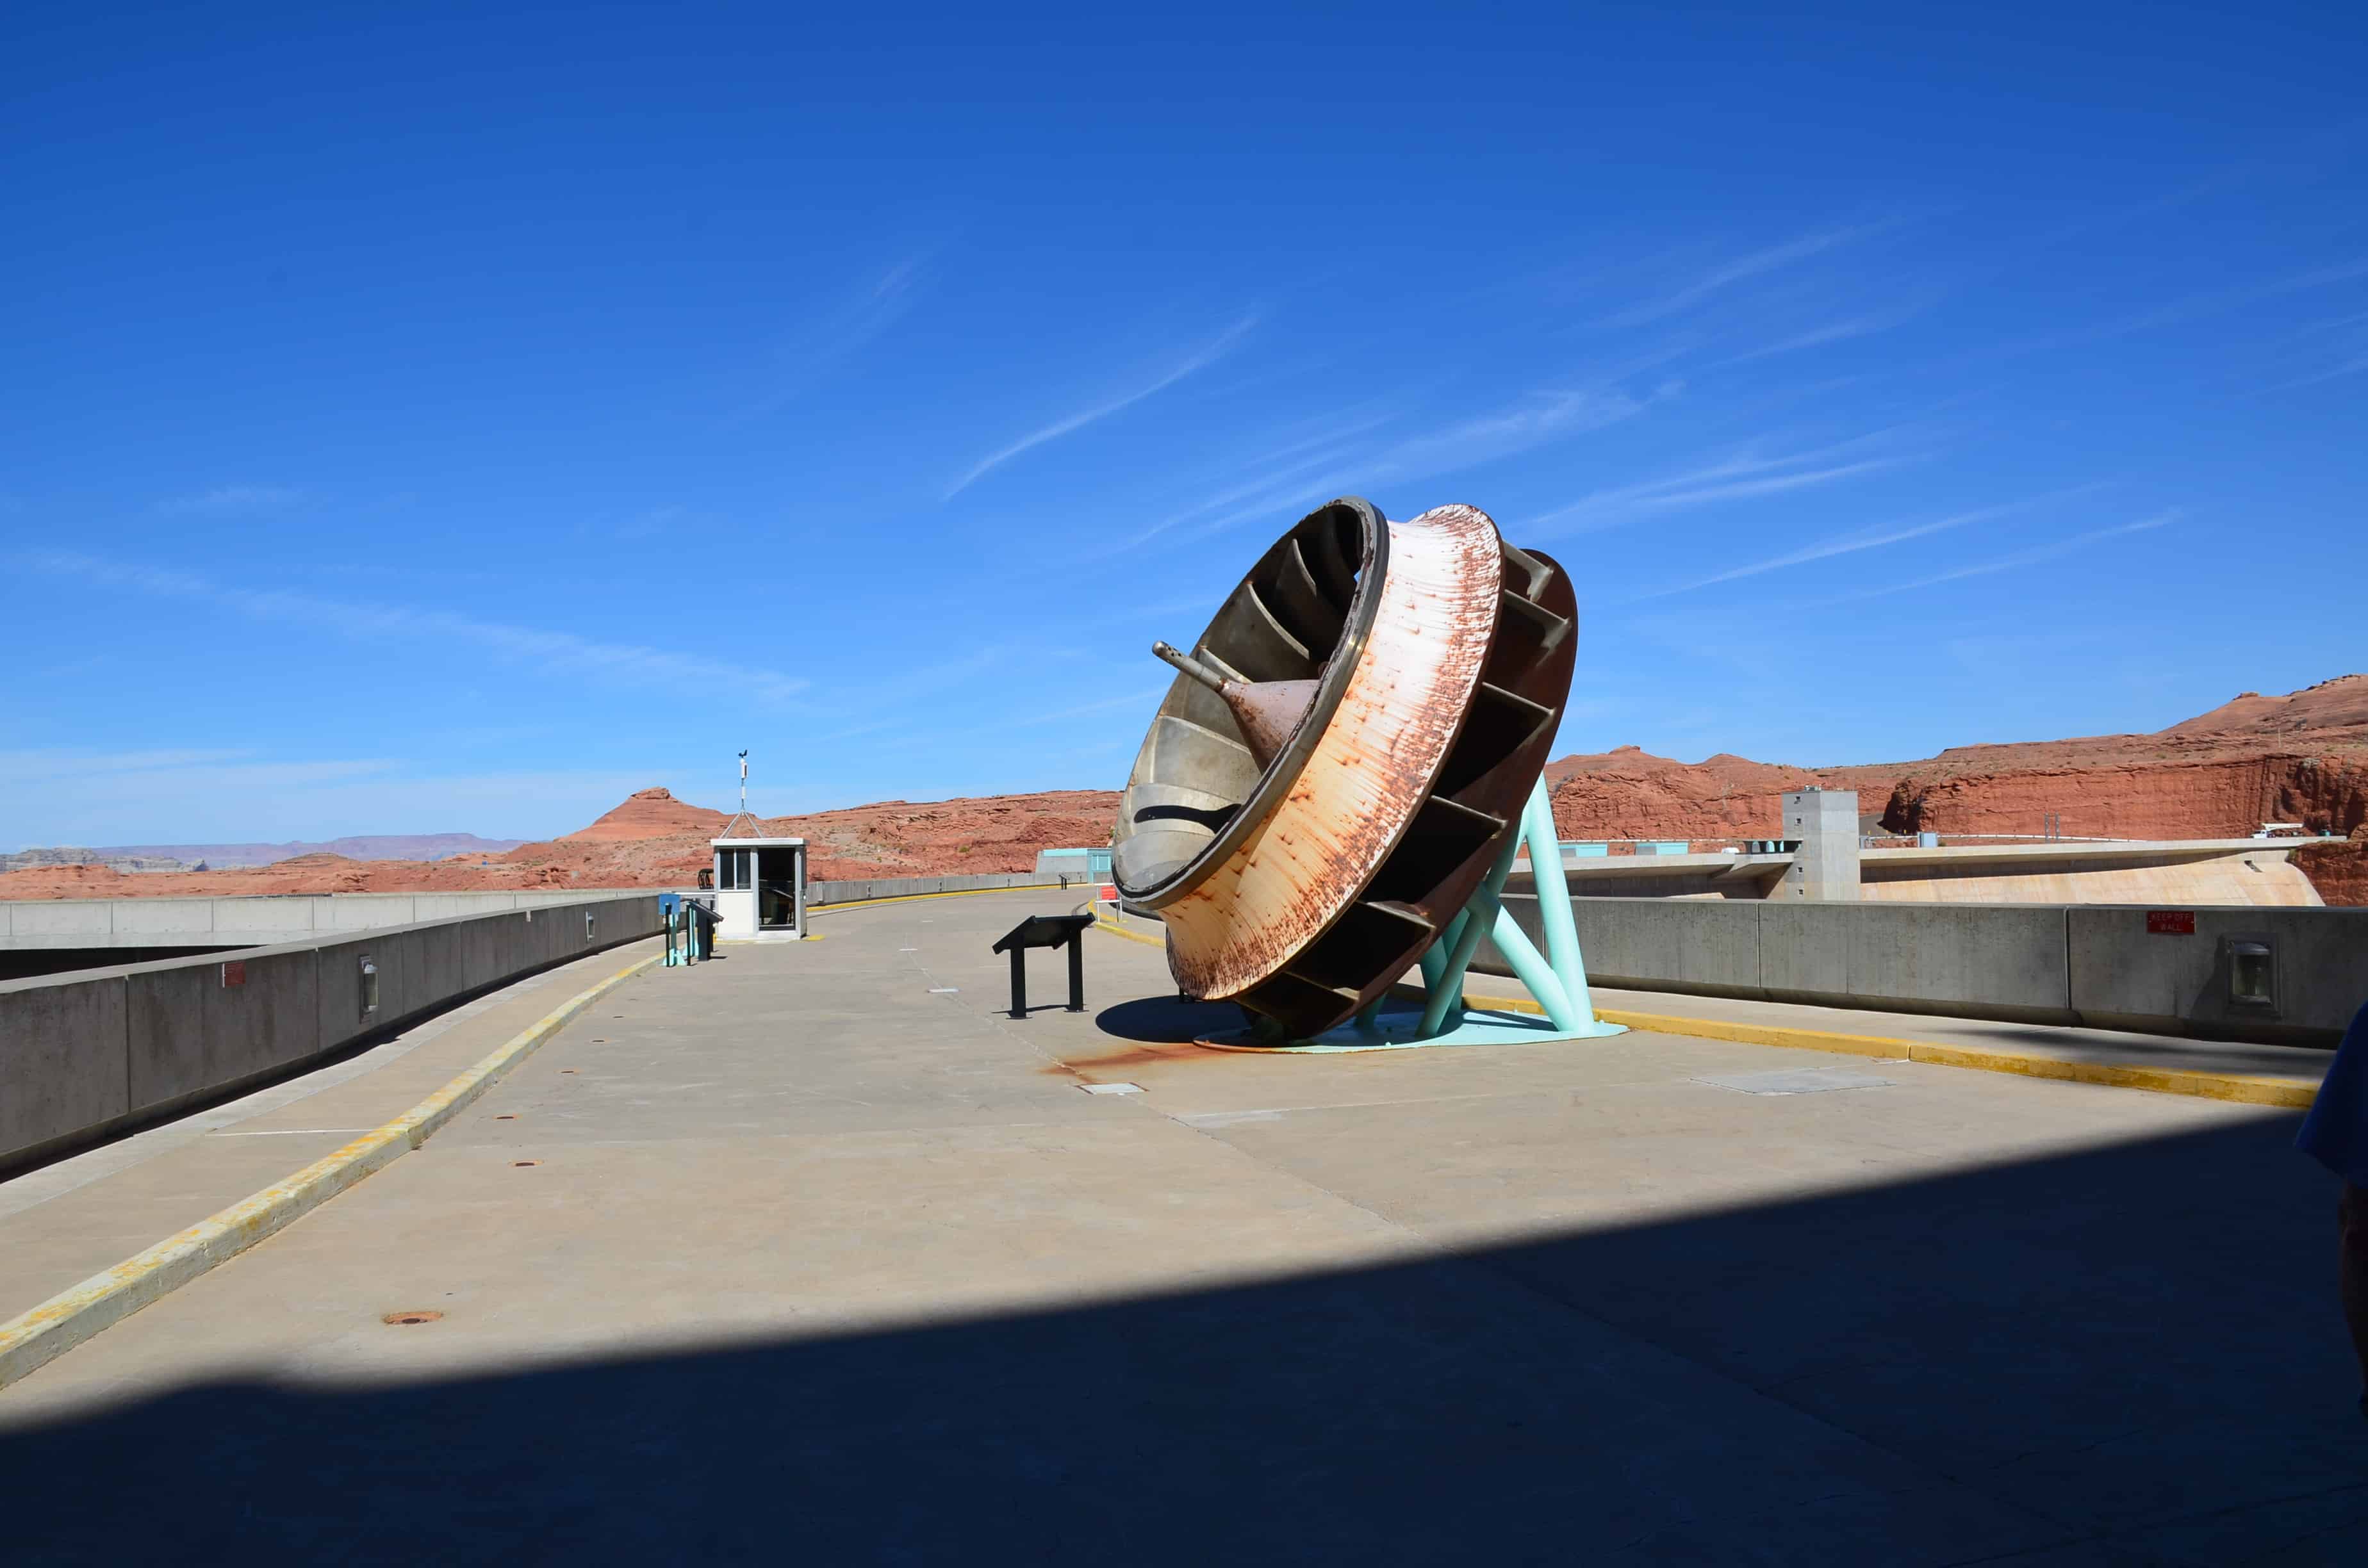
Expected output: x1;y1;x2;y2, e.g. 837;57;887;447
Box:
991;913;1095;1019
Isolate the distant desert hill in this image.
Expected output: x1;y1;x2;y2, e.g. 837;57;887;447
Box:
560;787;731;843
503;788;1121;885
6;677;2362;904
44;832;528;869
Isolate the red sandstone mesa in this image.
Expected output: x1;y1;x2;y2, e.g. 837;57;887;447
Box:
1544;676;2367;870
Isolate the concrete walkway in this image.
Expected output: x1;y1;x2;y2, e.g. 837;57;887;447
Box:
0;890;2359;1564
0;938;660;1322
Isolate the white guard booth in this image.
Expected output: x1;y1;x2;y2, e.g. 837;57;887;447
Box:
711;812;807;940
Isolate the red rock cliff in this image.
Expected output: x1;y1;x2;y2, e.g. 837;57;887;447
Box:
1542;676;2368;902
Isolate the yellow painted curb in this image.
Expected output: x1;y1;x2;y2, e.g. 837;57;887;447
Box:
0;949;662;1392
1090;915;1165;949
1451;988;2321;1110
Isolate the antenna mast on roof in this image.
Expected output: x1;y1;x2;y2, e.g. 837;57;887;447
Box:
738;750;748;814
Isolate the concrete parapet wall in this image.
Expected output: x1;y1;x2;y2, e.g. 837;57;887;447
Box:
2068;906;2367;1039
0;888;655;951
1565;897;1764;998
0;895;663;1172
1489;894;2368;1045
807;872;1077;906
0;979;126;1170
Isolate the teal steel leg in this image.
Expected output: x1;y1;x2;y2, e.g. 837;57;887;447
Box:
1488;906;1578;1028
1519;774;1615;1027
1418;905;1469;994
1520;778;1585;1011
1418;815;1526;1038
1407;771;1624;1041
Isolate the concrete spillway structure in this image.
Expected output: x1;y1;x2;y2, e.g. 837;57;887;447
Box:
1514;837;2323;906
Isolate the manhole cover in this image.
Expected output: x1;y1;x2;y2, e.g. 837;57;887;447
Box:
1079;1081;1144;1096
381;1310;444;1326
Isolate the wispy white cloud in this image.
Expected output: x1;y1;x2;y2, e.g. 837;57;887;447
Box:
1376;384;1663;480
0;754;677;846
727;252;933;427
2265;353;2368;391
2253;306;2368;391
850;682;1169;756
1818;512;2178;605
0;747;257;784
614;504;693;541
944;316;1258;498
157;484;306;514
1975;256;2368;367
1005;685;1167;728
1628;487;2107;601
1105;432;1383;557
1233;405;1403;468
1097;377;1672;560
21;553;813;705
815;646;1019;727
1712;307;1920;365
1600;225;1887;329
1631;457;1907;510
1528;429;1923;535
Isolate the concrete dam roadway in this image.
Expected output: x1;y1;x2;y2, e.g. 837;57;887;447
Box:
1;888;2360;1564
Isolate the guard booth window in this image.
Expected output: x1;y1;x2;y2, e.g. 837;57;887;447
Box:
719;849;753;890
757;847;800;929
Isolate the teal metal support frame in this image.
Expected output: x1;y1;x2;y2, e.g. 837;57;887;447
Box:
1205;772;1626;1052
1412;773;1624;1042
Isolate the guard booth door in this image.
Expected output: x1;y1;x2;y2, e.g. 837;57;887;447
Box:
757;847;803;931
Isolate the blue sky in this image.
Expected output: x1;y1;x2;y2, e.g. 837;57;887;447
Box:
4;3;2364;845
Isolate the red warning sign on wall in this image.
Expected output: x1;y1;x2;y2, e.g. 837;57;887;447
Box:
2145;910;2196;935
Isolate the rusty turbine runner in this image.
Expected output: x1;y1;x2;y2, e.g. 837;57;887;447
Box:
1113;496;1578;1038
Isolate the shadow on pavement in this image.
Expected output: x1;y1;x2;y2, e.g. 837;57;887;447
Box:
1091;993;1246;1041
3;1114;2363;1564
